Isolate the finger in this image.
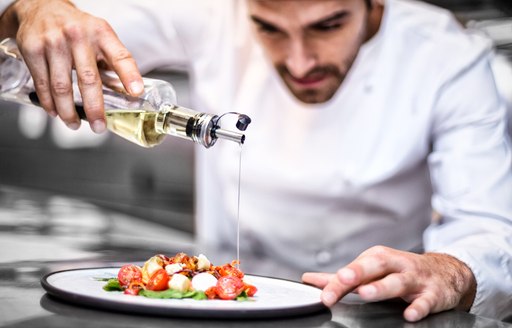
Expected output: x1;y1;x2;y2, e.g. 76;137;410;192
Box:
302;272;334;288
404;294;436;322
21;40;57;117
339;246;405;286
303;272;345;306
357;272;414;301
46;36;80;129
320;273;356;307
70;38;106;133
96;22;143;96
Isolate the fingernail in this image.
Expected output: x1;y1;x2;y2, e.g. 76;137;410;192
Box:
129;81;144;95
359;285;377;299
321;291;337;306
47;110;57;117
67;122;80;130
338;268;356;283
91;119;106;134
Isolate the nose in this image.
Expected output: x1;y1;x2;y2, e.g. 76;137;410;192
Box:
285;37;317;78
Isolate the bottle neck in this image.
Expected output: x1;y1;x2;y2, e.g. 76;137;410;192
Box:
156;105;246;148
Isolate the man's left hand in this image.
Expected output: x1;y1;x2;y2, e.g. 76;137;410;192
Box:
302;246;477;322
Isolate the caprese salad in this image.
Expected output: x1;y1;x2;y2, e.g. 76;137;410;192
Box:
102;252;257;301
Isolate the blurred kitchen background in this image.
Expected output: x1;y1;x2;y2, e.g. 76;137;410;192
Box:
0;70;196;231
0;0;511;253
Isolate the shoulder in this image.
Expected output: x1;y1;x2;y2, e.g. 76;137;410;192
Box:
382;0;493;81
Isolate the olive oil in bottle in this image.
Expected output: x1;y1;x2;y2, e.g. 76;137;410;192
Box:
104;106;249;148
105;110;165;148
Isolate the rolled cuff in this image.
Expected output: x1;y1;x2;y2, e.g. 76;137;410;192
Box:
436;246;512;320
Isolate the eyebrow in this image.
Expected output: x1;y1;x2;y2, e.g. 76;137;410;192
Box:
250;9;349;31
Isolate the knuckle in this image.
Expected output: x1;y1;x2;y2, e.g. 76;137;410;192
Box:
63;23;85;42
51;80;72;96
33;78;50;92
94;18;114;36
111;48;134;63
394;273;410;291
409;260;422;273
18;37;45;58
402;271;417;287
42;32;66;50
370;245;391;255
78;69;100;87
372;254;388;270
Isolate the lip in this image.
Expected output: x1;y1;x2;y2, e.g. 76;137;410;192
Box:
287;73;328;88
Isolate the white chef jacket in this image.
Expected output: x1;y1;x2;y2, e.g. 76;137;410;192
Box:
4;0;511;320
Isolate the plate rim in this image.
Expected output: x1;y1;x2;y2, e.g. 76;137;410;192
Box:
41;266;327;319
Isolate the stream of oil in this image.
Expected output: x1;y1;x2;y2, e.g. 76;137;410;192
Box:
236;144;243;268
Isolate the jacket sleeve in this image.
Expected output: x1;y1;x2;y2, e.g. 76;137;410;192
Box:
72;0;227;74
425;44;512;320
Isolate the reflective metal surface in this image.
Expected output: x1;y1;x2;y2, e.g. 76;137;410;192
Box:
0;186;510;328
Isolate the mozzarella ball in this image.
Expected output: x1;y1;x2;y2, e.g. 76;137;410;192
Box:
191;272;217;292
168;274;191;292
165;263;184;275
196;254;211;271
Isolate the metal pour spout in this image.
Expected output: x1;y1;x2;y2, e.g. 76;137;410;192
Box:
213;128;246;144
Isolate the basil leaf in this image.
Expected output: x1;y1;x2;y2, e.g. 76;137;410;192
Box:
236;290;250;301
139;289;207;300
103;278;123;291
139;289;185;299
95;277;115;282
191;291;207;300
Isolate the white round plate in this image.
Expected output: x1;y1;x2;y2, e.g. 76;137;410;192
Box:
41;267;326;318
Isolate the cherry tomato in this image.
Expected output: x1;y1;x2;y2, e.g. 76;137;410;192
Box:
217;264;244;279
216;276;245;300
244;284;258;297
146;268;170;291
124;288;140;296
118;264;142;287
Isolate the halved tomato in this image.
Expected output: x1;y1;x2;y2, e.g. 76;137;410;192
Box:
216;276;245;300
146;268;170;291
118;264;142;287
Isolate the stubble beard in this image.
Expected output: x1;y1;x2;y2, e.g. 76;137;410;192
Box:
277;64;345;104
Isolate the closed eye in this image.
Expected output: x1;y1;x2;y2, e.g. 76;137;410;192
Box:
251;16;282;35
310;22;342;32
308;11;348;32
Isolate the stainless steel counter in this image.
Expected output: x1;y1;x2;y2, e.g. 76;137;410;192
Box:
0;186;510;328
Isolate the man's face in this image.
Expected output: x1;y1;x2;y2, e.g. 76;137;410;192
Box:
247;0;374;104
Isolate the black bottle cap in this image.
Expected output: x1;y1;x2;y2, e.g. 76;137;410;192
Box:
236;114;251;131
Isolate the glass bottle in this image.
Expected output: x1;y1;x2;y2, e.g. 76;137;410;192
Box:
0;38;250;148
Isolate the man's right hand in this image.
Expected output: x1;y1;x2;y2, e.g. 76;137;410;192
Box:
0;0;143;133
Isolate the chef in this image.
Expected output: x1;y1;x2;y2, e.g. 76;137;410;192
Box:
1;0;511;322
